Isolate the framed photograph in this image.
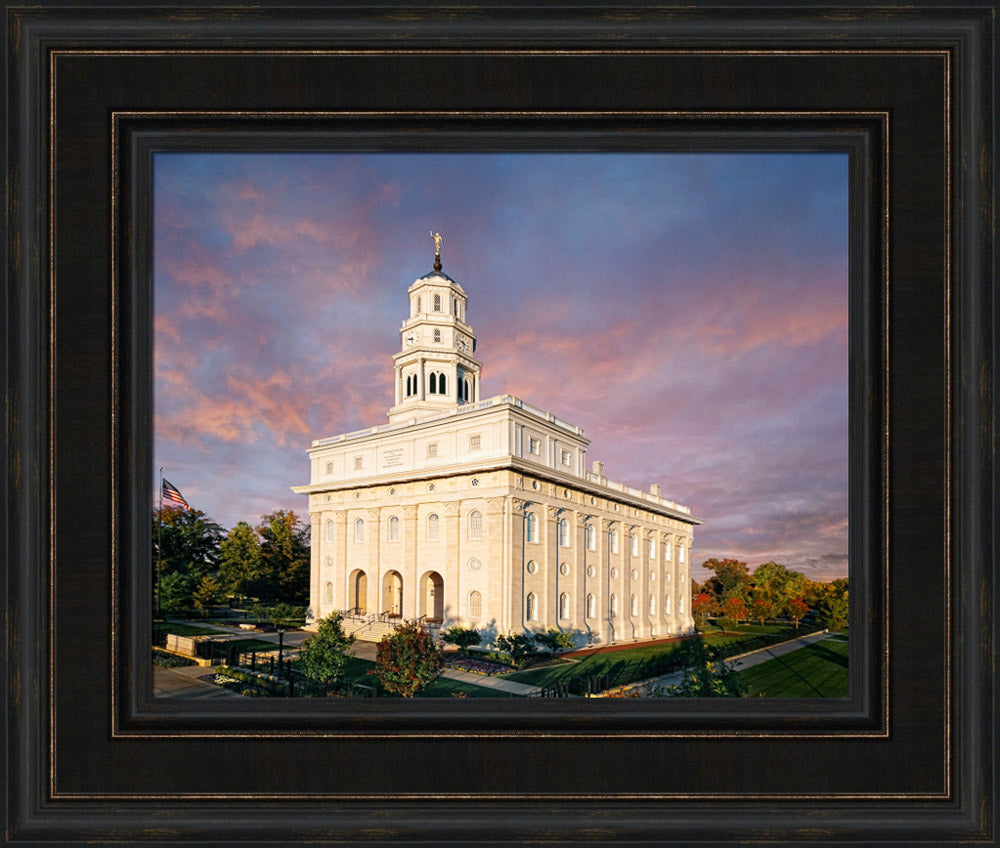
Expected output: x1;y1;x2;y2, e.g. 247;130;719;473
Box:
5;2;994;845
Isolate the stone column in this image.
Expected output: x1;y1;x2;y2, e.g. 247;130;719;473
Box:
335;510;349;612
401;504;418;620
308;512;321;623
546;505;561;630
602;518;616;643
485;496;506;633
442;500;461;625
367;508;381;615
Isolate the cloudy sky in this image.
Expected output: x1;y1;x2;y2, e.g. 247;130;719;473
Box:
154;152;849;583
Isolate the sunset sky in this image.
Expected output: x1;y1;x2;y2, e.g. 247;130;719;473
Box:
154;152;849;583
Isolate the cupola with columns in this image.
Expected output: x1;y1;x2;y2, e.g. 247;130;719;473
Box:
387;233;483;423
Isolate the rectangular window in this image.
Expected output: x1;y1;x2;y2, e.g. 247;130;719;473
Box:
679;546;686;563
353;456;363;470
325;461;333;474
649;538;656;559
469;434;481;451
427;443;438;458
561;449;571;465
529;437;540;455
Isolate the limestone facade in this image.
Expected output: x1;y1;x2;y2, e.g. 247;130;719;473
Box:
293;254;699;646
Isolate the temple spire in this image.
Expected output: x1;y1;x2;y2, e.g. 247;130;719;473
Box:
430;230;443;272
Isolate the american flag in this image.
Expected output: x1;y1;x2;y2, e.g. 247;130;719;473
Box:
161;479;190;509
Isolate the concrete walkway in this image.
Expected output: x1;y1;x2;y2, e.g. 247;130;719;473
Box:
153;663;244;699
440;667;542;696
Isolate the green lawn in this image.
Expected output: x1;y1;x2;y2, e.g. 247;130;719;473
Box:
505;640;692;689
737;637;849;697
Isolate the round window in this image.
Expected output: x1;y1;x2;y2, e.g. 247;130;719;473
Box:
526;561;538;574
428;483;435;491
324;556;333;567
559;563;569;576
388;487;395;495
468;558;482;572
610;568;618;579
471;478;479;486
631;569;639;580
649;571;656;581
587;565;596;578
325;494;331;502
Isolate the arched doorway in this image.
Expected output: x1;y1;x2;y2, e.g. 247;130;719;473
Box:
382;570;403;618
420;571;444;622
348;569;367;614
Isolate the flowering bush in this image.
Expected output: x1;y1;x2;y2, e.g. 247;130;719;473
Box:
370;621;443;697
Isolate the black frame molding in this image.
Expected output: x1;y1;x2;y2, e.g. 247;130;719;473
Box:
5;3;994;845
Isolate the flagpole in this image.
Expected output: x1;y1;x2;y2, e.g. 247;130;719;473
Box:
157;466;163;620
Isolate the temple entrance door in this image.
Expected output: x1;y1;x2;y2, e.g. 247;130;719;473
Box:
349;570;367;614
382;570;403;617
420;571;444;622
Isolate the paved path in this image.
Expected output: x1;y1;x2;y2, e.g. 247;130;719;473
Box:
440;667;542;696
153;663;244;700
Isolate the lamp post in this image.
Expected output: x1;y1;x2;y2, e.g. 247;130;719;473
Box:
277;627;285;677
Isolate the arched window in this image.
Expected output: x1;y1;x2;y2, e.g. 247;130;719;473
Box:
610;529;619;554
526;592;537;621
586;593;596;618
665;540;672;559
610;593;618;618
439;373;447;394
559;592;570;620
433;293;441;311
648;536;656;559
585;524;596;551
324;582;333;604
679;545;686;563
416;296;422;313
354;518;365;543
468;510;483;540
388;515;399;542
648;594;656;616
631;594;639;616
679;595;686;614
630;534;639;556
426;513;439;541
526;512;538;543
469;590;482;618
325;519;335;542
665;593;672;615
558;518;569;547
433;328;441;343
453;298;459;316
429;372;437;394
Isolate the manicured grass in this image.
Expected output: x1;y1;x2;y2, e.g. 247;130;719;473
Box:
737;637;849;697
505;640;690;689
419;677;508;698
226;638;283;653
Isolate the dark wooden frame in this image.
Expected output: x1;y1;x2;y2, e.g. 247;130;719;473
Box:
4;3;994;845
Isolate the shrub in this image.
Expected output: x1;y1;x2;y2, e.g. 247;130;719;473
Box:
369;621;443;697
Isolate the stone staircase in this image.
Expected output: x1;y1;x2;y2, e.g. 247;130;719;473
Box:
306;611;442;644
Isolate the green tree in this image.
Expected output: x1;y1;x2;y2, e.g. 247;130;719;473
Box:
440;626;481;655
701;557;752;602
810;583;848;630
159;570;197;617
298;612;355;691
533;628;574;655
217;521;264;599
257;510;310;604
153;506;224;578
494;633;539;669
192;574;224;614
370;621;444;697
656;642;749;697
